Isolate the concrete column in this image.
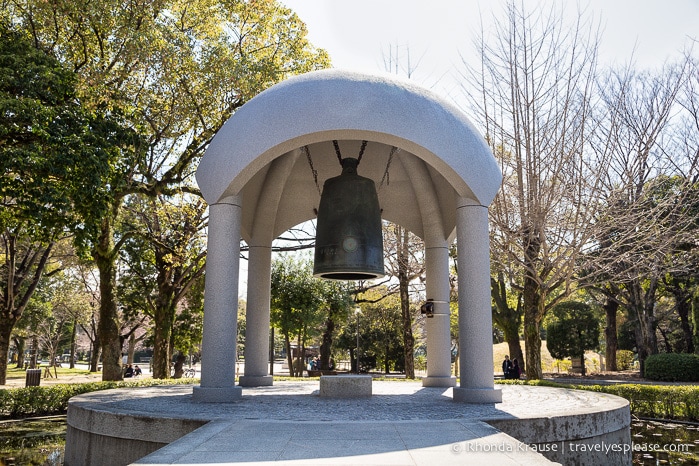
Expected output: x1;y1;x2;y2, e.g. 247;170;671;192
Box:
453;198;502;403
239;244;273;386
235;152;298;386
193;196;243;402
400;156;455;388
422;241;456;387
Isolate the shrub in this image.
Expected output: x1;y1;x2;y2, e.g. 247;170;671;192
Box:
0;378;198;419
545;301;599;376
616;350;634;371
643;353;699;382
546;359;572;373
495;379;699;421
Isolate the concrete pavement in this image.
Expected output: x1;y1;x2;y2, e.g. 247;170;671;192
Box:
65;380;632;465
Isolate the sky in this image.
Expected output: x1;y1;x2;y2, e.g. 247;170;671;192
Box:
281;0;698;109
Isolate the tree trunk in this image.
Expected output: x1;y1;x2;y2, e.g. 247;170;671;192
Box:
284;333;293;377
692;291;699;354
491;274;525;372
399;279;415;378
397;227;415;378
293;333;303;377
0;325;13;385
676;293;694;354
30;336;38;368
90;338;100;372
523;275;543;379
269;328;275;375
299;332;305;377
69;319;77;369
523;317;542;379
629;279;659;375
95;219;123;381
350;347;356;373
384;343;390;374
127;332;137;365
0;237;52;383
13;337;25;370
152;307;174;379
319;317;334;371
173;353;185;378
603;298;619;371
496;310;524;371
658;326;673;353
506;333;525;373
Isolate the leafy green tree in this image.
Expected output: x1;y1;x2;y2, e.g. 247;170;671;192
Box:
316;280;352;371
360;291;404;374
40;271;92;369
71;262;102;371
0;24;136;384
3;0;330;380
545;301;600;376
119;194;207;378
586;175;698;371
270;256;323;377
657;179;699;354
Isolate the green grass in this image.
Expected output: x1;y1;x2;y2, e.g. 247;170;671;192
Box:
5;366;93;380
492;340;603;373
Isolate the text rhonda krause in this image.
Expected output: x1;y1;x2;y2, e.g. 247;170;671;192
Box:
450;441;693;455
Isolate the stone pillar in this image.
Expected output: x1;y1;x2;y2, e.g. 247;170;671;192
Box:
400;156;455;388
193;196;243;402
239;244;273;386
422;241;456;387
453;199;502;403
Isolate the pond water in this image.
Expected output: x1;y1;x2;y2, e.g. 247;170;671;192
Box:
0;417;697;465
0;417;64;466
631;419;699;465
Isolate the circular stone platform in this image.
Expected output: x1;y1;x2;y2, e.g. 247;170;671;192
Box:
65;381;631;465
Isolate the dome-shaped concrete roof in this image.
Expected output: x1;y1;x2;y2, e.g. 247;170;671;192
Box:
196;69;501;242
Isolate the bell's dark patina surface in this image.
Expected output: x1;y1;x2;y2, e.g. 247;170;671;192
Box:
314;158;384;280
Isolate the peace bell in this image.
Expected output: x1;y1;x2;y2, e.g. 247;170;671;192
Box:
313;157;385;280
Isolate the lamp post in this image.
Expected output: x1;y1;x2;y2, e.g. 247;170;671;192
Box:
355;307;361;373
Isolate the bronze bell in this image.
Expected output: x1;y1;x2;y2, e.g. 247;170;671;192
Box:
313;157;385;280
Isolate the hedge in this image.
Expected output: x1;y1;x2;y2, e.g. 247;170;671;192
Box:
0;378;198;419
496;379;699;421
643;353;699;382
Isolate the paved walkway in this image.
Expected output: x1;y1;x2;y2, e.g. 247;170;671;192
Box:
136;418;551;465
126;381;559;465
